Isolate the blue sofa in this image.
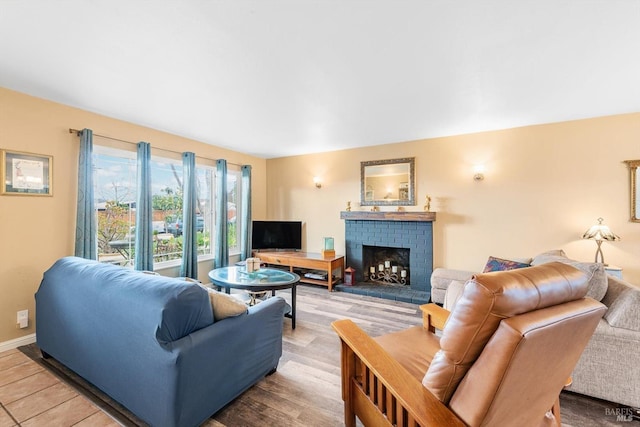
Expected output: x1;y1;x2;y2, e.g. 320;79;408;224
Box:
35;257;287;427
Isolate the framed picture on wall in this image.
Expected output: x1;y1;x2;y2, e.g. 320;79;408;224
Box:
1;149;53;196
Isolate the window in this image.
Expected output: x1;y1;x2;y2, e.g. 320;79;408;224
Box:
196;165;214;258
94;147;137;266
150;157;184;263
225;168;240;253
94;145;242;268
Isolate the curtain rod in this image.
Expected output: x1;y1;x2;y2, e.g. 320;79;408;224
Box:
69;128;242;167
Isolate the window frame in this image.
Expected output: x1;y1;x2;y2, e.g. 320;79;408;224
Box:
92;142;243;270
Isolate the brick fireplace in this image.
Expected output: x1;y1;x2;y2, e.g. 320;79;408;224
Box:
339;211;435;303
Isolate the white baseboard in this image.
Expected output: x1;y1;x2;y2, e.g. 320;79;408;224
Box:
0;333;36;353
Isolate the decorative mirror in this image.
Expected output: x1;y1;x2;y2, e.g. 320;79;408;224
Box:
624;160;640;222
360;157;415;206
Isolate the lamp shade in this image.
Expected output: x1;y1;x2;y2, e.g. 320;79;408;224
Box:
582;217;620;241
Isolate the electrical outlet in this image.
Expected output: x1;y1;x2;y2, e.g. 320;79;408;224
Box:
17;310;28;329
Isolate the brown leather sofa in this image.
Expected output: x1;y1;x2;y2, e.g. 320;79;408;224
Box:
332;262;606;427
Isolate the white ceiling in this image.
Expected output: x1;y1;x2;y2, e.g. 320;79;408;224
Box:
1;1;639;159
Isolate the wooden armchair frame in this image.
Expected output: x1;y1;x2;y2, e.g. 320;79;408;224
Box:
332;303;565;427
332;304;463;427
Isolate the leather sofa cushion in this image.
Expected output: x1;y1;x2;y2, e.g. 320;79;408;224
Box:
531;251;608;301
374;326;440;381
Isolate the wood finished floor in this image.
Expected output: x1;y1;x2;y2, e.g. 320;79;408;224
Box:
0;284;636;426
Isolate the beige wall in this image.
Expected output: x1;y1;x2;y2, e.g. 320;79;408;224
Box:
2;85;638;347
266;113;640;286
0;87;267;345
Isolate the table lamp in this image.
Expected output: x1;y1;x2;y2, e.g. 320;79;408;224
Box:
582;217;620;265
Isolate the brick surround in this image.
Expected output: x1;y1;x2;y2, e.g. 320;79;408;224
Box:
343;217;434;294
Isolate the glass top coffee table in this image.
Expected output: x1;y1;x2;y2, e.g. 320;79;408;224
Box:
208;266;300;329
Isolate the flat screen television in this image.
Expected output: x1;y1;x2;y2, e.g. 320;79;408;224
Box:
252;220;302;251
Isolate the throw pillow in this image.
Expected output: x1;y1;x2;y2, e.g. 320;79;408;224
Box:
483;256;530;273
604;288;640;331
202;287;248;321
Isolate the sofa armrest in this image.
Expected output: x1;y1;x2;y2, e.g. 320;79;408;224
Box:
171;295;286;358
164;296;288;426
331;319;464;427
603;284;640;332
569;318;640;408
430;268;475;305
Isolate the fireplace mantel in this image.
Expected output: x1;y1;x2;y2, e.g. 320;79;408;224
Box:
340;211;436;222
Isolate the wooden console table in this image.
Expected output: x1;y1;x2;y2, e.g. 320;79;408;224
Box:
254;251;344;291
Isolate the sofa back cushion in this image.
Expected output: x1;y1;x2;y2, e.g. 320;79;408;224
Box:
39;257;213;344
422;262;589;404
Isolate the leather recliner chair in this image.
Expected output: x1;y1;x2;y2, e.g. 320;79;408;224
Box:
332;262;606;427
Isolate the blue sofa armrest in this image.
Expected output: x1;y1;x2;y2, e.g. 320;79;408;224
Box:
136;296;288;427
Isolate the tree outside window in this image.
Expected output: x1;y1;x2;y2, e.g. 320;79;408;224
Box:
93;145;241;268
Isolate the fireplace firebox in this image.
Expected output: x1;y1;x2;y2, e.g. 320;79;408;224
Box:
363;245;410;285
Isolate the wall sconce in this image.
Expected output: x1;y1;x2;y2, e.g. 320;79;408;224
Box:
313;177;322;189
473;165;485;181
